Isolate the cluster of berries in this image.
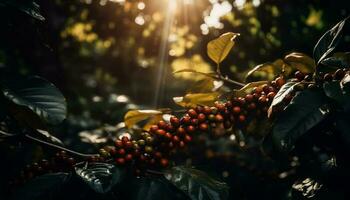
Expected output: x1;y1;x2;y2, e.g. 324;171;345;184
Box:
9;151;75;188
15;68;349;181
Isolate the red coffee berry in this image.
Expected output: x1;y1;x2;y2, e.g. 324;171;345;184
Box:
262;84;269;94
238;115;246;123
165;132;173;140
197;113;206;122
254;86;263;94
149;125;158;133
158;120;167;129
191;118;199;125
237;97;246;105
172;135;180;143
258;95;268;104
275;77;285;87
199;123;208;131
247;103;256;110
215;103;226;112
118;148;126;155
267;92;276;99
177;127;186;135
184;135;192;143
186;125;196;133
233;106;241;114
154;151;162;158
170;116;180;127
121;136;129;144
245;94;254;102
295;71;305;81
125;154;133;161
179;141;185;148
160;158;169;168
125;141;133;149
215;114;224;122
156;129;166;136
203;106;212;115
187;109;198;118
181;116;191;125
116;158;125;165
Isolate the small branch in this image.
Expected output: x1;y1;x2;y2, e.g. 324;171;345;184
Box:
25;134;99;158
217;74;245;88
146;169;165;176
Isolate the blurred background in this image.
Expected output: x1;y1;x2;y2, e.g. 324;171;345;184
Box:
0;0;349;137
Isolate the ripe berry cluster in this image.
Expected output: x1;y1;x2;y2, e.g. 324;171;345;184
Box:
14;68;349;182
9;151;75;187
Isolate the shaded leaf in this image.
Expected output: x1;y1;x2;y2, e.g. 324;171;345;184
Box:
119;176;190;200
3;0;45;21
11;173;69;200
323;81;350;110
75;162;125;194
207;32;239;64
283;52;315;73
320;52;350;71
268;82;301;118
173;92;220;108
246;59;290;81
233;81;268;97
271;89;331;152
165;166;229;200
1;76;67;125
313;17;349;64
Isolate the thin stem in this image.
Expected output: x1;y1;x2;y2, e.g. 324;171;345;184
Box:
217;74;245;88
25;134;99;158
0;129;17;137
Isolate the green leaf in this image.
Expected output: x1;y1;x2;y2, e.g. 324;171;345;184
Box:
323;81;350;110
165;166;229;200
246;59;289;81
207;32;239;64
120;176;190;200
1;76;67;125
320;52;350;71
271;89;331;152
268;82;301;118
75;162;125;194
11;173;69;200
283;52;316;73
233;81;268;97
173;92;220;108
313;17;349;65
3;0;45;21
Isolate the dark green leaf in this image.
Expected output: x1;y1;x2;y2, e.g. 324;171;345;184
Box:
1;76;67;125
323;81;350;110
119;176;189;200
313;17;349;65
165;166;229;200
3;0;45;21
271;89;331;152
268;82;300;117
75;162;125;194
11;173;69;200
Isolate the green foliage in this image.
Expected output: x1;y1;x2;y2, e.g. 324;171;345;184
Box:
165;166;229;200
271;89;331;152
0;76;67;126
11;173;69;200
75;162;126;194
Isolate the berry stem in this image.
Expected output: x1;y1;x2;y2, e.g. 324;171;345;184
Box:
25;134;99;158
